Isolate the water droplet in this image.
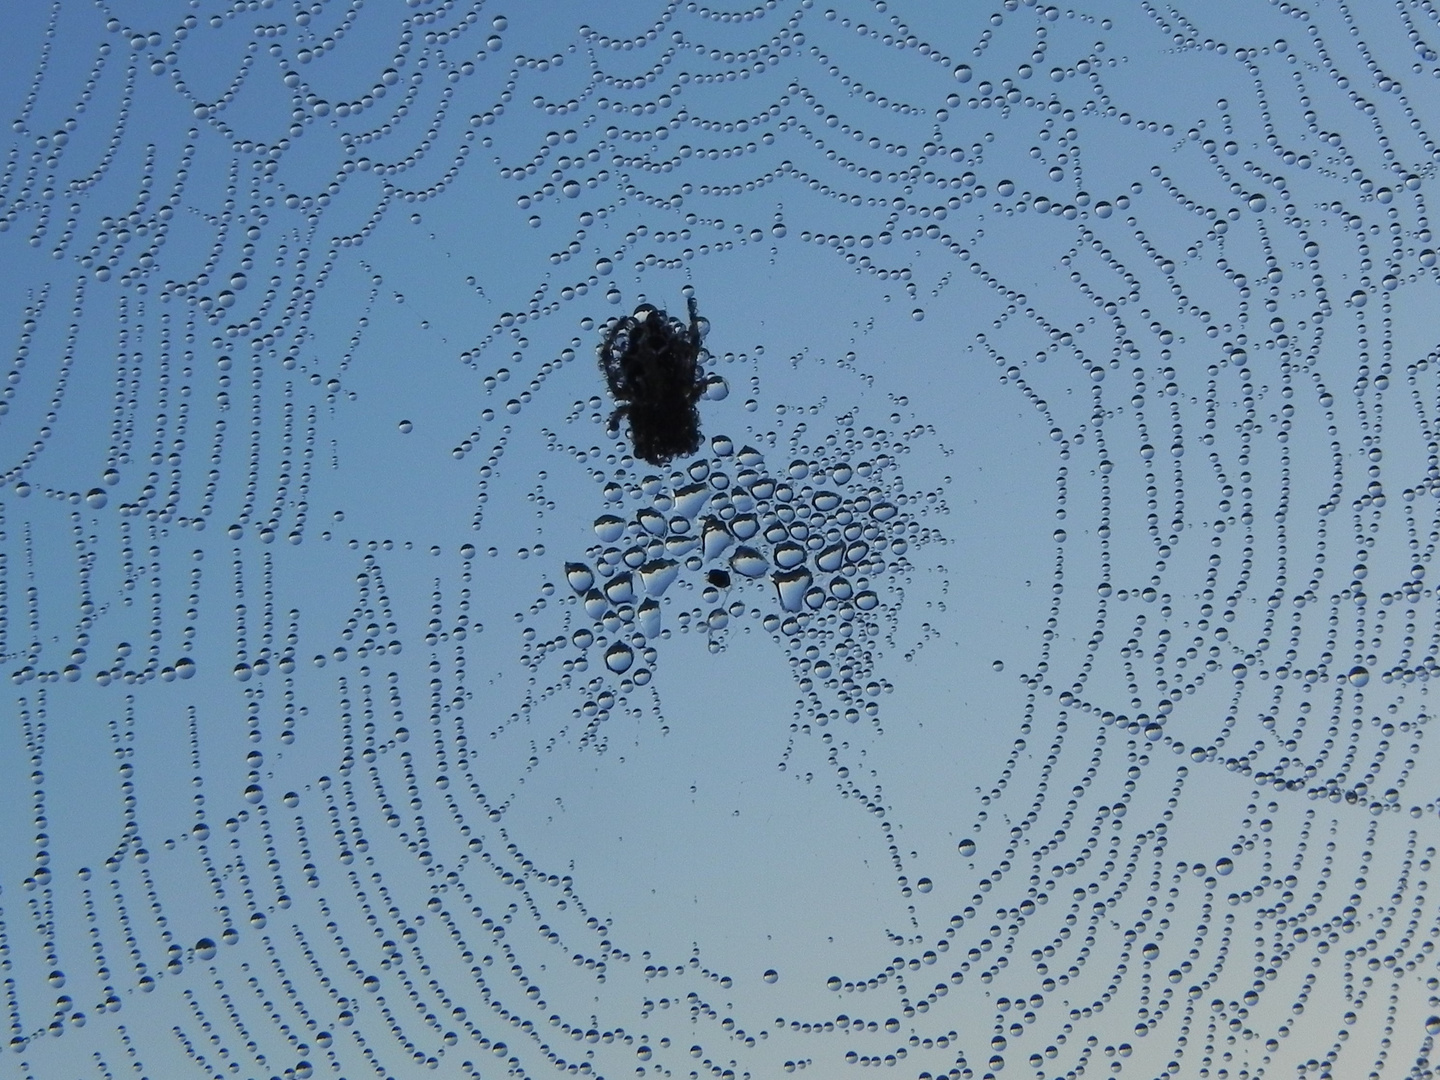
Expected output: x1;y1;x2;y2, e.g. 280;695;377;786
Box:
701;517;734;561
773;541;806;570
603;572;635;605
583;589;608;619
637;598;661;637
730;547;769;578
594;514;626;542
638;558;679;596
566;563;595;594
604;642;634;673
771;568;813;612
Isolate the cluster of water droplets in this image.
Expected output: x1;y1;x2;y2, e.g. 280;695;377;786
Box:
535;428;933;739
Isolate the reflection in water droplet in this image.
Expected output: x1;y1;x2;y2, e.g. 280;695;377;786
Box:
603;572;635;605
566;563;595;593
637;598;661;637
771;568;812;612
638;558;679;596
604;642;634;673
583;589;608;619
730;547;768;578
594;515;626;542
772;541;805;570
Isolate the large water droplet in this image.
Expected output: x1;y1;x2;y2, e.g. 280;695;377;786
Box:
604;642;634;673
772;568;812;612
638;558;679;596
566;563;595;594
594;515;626;542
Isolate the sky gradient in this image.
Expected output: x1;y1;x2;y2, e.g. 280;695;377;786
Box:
0;2;1438;1079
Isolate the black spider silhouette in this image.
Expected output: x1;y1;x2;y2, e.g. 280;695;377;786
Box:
597;295;710;466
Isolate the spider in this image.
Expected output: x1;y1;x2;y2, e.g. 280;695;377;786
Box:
597;294;711;466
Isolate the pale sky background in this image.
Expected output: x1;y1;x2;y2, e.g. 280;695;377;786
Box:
1;2;1438;1079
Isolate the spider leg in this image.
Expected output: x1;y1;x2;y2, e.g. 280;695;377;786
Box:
686;295;702;348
